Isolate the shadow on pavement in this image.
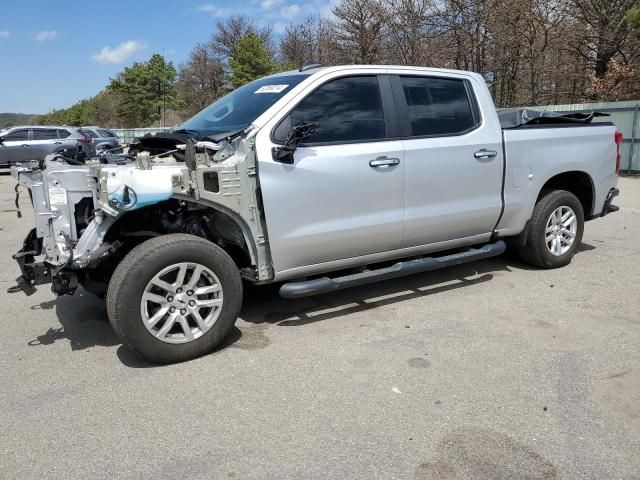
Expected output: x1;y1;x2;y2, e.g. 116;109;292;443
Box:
28;290;118;350
25;244;595;366
239;249;534;327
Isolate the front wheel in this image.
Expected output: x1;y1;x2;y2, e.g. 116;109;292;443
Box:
518;190;584;268
106;234;242;364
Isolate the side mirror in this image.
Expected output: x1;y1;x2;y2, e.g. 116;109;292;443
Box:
0;137;4;144
272;123;316;164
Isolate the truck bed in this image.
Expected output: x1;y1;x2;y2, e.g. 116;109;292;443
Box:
496;123;618;237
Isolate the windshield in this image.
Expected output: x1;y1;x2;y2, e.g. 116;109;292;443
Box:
177;74;308;137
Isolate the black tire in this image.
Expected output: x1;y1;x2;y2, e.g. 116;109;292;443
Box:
106;234;242;364
518;189;584;268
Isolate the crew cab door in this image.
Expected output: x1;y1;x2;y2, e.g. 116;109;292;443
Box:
256;74;405;277
0;128;30;164
390;73;504;247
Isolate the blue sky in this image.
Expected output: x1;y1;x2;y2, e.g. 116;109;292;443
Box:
0;0;333;113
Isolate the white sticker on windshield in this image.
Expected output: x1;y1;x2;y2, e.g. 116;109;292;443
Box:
49;187;67;205
254;84;289;94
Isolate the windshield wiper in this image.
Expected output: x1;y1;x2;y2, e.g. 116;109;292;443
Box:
204;129;245;143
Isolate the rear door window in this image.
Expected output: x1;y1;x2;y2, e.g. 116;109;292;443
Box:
57;129;71;138
275;75;387;144
79;129;98;138
399;76;478;137
98;129;116;137
32;129;59;140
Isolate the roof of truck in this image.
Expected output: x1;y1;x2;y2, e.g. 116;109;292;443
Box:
273;64;483;80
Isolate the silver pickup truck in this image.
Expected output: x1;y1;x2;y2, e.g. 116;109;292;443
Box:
9;65;621;363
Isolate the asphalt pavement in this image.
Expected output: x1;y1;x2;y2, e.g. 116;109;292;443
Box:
0;171;639;479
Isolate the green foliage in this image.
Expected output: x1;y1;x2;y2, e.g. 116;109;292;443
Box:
109;54;177;127
34;98;94;126
33;54;177;128
228;33;278;88
0;113;38;128
627;8;640;41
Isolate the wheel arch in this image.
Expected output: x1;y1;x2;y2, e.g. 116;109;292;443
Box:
102;196;259;270
537;170;595;218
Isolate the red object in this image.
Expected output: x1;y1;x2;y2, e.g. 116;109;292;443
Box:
79;136;92;144
614;131;623;174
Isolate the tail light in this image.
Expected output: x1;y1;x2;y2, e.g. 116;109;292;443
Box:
614;131;623;174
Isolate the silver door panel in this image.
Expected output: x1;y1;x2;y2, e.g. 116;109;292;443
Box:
258;141;406;274
401;133;504;247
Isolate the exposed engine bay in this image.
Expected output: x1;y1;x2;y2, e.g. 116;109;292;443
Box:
9;130;271;296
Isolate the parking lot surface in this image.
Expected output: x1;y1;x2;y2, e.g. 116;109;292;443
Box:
0;172;639;479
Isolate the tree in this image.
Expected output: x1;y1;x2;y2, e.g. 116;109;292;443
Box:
279;17;341;68
29;0;640;129
210;15;273;63
332;0;388;63
228;33;278;87
280;18;318;68
109;54;177;127
384;0;441;66
586;58;639;100
569;0;639;77
177;42;226;118
627;8;640;41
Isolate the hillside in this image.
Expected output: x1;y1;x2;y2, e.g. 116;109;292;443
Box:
0;113;40;128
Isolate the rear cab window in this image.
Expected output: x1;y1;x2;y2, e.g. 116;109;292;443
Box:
398;76;479;137
273;75;387;145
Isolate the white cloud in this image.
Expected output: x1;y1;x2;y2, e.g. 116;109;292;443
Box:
0;30;9;39
261;0;282;10
280;3;300;18
91;40;146;64
198;3;231;17
35;30;58;42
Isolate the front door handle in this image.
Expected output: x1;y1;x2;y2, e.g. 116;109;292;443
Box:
474;149;498;159
54;141;62;145
369;157;400;168
21;144;29;147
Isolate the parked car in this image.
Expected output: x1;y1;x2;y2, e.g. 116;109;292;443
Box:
9;65;621;363
79;126;121;152
0;125;94;165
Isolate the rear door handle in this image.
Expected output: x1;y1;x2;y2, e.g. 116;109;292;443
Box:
54;141;62;145
21;144;29;147
369;157;400;168
474;149;498;159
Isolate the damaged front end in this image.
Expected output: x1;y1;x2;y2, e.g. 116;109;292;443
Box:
9;130;271;296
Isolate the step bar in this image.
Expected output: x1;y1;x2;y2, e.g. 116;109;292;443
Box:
279;240;506;299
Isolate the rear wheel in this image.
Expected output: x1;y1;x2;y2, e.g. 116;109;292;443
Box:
518;190;584;268
107;234;242;363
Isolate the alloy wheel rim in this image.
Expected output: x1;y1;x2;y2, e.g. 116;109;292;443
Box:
545;206;577;256
140;262;224;344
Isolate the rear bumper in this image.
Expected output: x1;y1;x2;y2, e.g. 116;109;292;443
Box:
601;187;620;217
